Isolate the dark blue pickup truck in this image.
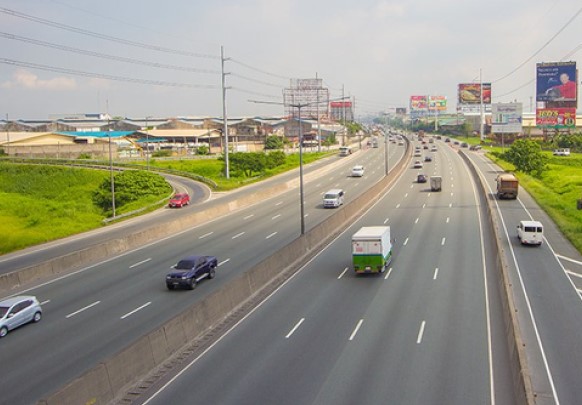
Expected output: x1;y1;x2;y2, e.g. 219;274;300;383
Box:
166;255;217;290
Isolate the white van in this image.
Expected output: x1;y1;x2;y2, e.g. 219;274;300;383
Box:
323;189;345;208
351;165;365;177
517;220;543;246
339;146;352;156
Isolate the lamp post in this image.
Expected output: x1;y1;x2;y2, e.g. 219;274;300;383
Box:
145;116;152;171
108;123;116;218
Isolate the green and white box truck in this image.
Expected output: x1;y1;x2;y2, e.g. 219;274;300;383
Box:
352;226;393;274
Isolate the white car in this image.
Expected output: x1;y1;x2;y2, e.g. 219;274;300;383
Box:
351;165;365;177
413;160;423;168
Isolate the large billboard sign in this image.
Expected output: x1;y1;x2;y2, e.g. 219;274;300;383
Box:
492;103;522;133
536;108;576;128
458;83;492;105
429;96;447;111
410;96;428;111
536;62;577;102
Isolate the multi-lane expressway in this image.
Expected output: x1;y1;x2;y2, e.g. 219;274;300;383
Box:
0;140;404;404
136;138;520;405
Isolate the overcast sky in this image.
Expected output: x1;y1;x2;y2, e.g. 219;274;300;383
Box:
1;0;581;120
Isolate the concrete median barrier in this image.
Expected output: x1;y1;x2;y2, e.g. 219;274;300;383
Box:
459;150;534;405
39;141;413;404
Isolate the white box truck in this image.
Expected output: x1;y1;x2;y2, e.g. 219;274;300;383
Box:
352;226;393;274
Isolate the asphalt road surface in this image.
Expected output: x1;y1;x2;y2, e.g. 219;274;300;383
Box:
0;140;405;404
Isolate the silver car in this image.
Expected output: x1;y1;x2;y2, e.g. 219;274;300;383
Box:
0;296;42;338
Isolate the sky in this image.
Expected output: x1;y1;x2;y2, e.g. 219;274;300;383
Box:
1;0;581;120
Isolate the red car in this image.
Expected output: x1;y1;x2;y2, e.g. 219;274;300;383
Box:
168;193;190;208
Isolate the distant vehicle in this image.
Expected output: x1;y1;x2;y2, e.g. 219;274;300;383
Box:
445;138;451;143
424;155;432;162
169;193;190;208
436;135;442;140
351;165;365;177
414;150;422;157
429;138;434;143
352;226;393;274
517;220;543;246
398;140;404;145
339;146;352;156
454;141;460;145
430;176;442;191
413;160;423;168
323;189;345;208
166;255;218;290
417;174;427;183
469;145;482;151
371;136;379;148
431;146;438;152
423;145;429;149
0;296;42;338
553;148;570;156
496;173;519;199
460;142;468;148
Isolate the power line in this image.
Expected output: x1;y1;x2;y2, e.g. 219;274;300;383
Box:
0;58;220;89
230;86;281;100
229;58;291;80
492;6;582;83
0;32;221;74
0;7;219;59
230;73;285;88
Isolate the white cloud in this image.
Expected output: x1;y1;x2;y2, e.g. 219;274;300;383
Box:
7;69;77;90
375;1;406;18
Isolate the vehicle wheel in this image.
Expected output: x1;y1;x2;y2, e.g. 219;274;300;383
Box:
188;279;197;290
208;268;216;279
33;312;42;323
0;326;7;338
167;284;175;290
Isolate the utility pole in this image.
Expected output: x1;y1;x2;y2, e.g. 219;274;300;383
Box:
316;73;321;153
145;116;151;171
479;68;485;141
221;46;230;179
107;117;116;218
5;113;9;157
342;84;346;146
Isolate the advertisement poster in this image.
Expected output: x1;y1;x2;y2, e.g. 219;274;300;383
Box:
428;96;447;111
410;96;428;111
536;62;577;102
492;103;522;133
458;83;492;105
536;108;576;128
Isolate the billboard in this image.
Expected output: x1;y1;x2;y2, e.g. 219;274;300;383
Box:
536;62;577;102
492;103;522;133
536;108;576;128
458;83;491;105
428;96;447;111
410;96;428;111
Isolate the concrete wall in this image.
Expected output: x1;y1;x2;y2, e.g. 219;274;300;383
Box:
38;142;412;404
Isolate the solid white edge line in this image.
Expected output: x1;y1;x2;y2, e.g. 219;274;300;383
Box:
338;267;349;279
129;258;152;269
66;301;100;319
217;259;230;267
285;318;305;339
416;320;426;344
349;319;364;341
120;302;151;320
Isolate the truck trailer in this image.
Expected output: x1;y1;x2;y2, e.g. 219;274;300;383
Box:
496;173;519;199
352;226;393;274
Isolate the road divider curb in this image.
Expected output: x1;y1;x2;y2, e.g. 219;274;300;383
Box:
38;140;412;405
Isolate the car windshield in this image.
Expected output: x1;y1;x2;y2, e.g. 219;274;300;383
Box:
324;193;338;199
0;306;9;317
175;259;196;270
172;194;185;200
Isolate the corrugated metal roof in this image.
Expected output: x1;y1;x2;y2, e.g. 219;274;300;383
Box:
57;131;135;138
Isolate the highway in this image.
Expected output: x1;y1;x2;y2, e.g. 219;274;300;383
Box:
138;138;517;405
0;140;405;404
466;148;582;405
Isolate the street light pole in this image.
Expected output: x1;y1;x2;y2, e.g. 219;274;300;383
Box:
108;121;116;218
297;105;305;235
145;116;151;171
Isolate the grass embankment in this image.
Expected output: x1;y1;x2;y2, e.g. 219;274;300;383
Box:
0;164;171;254
147;151;334;190
0;152;334;254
